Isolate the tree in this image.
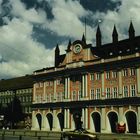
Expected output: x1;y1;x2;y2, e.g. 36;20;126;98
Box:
5;96;24;128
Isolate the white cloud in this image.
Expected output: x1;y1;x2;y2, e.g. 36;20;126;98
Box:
93;0;140;43
1;0;140;79
10;0;47;24
42;0;94;40
0;18;54;79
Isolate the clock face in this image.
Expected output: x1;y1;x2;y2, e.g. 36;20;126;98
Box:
73;44;82;54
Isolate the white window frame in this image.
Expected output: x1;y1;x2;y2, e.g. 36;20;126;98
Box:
90;73;94;81
106;71;110;79
90;89;94;99
123;69;128;76
130;85;136;97
112;87;118;98
112;71;118;78
72;91;77;101
130;68;136;76
123;86;128;97
96;73;101;80
106;88;111;99
96;88;101;99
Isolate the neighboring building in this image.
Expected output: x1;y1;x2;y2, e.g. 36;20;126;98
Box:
0;75;33;117
32;22;140;134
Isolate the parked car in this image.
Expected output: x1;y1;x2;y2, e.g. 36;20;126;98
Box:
61;129;97;140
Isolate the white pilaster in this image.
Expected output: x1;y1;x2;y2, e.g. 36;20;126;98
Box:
68;77;70;99
118;107;124;122
138;107;140;132
41;111;45;130
137;68;140;96
85;74;88;98
82;108;85;128
67;109;70;128
85;108;88;129
65;78;68;99
119;71;122;97
82;75;85;98
64;109;67;128
43;82;46;102
101;108;106;133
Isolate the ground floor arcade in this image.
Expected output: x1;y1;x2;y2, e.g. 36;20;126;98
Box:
31;105;140;134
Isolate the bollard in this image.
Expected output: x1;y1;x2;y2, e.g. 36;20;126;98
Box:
2;133;4;140
19;135;22;140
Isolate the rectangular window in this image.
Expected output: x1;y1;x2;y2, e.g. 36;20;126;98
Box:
112;71;118;78
130;68;136;76
106;88;111;98
96;73;101;80
106;71;110;79
130;85;136;97
90;89;94;99
123;69;128;76
95;88;101;99
112;87;118;98
90;73;94;81
57;92;62;102
78;90;82;100
72;91;77;101
123;86;128;97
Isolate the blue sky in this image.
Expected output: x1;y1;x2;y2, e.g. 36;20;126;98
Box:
0;0;140;79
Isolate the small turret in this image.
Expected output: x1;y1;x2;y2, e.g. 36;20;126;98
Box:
112;25;118;43
96;25;101;47
129;21;135;39
55;44;60;67
82;34;86;44
66;39;71;52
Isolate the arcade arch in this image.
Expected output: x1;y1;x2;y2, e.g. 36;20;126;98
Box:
125;110;137;133
90;112;101;132
107;111;118;133
36;113;42;130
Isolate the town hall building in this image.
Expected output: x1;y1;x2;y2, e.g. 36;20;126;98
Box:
31;22;140;134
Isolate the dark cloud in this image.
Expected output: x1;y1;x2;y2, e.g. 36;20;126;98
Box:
80;0;121;12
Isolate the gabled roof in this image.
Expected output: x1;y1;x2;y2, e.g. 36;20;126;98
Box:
0;75;34;91
91;36;140;59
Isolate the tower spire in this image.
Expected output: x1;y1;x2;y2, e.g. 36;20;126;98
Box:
82;33;86;44
96;25;101;47
129;21;135;39
112;25;118;43
67;39;71;52
55;44;60;67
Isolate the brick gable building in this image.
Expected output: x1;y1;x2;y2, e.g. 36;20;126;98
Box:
32;22;140;134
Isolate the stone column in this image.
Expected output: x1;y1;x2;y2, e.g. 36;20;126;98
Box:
85;108;88;129
137;107;140;134
68;77;70;99
119;70;122;97
101;108;106;133
118;107;124;123
82;75;85;98
85;74;88;98
65;78;68;99
67;109;70;129
64;109;67;128
137;68;140;96
82;108;85;128
31;111;38;130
